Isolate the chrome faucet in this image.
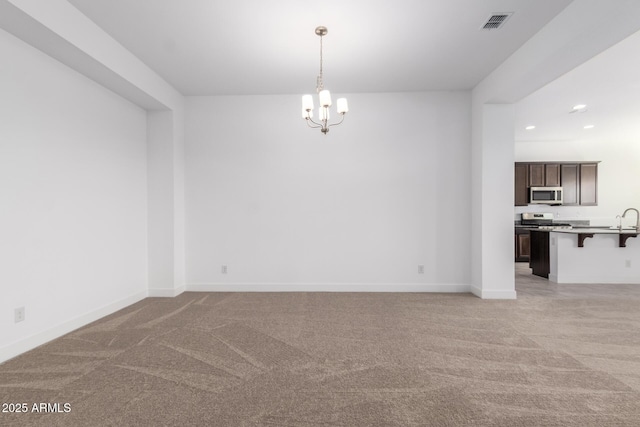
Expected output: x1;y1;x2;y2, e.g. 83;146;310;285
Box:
622;208;640;231
616;215;622;231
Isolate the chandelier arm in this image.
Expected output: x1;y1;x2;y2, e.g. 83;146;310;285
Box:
327;114;346;128
305;118;323;129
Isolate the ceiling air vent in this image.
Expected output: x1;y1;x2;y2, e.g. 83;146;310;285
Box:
481;13;513;30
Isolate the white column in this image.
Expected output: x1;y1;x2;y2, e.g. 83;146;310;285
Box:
147;110;185;296
471;104;516;299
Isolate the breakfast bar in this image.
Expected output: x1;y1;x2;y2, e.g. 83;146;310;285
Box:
545;228;640;283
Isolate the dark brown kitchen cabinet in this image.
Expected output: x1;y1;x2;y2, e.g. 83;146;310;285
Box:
529;230;550;278
560;164;579;205
514;161;599;206
527;163;561;187
514;163;529;206
515;228;530;262
560;163;598;206
528;164;545;187
544;164;561;186
580;163;598;205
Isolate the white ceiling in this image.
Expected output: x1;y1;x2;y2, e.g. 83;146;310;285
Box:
515;28;640;143
62;0;640;144
67;0;571;96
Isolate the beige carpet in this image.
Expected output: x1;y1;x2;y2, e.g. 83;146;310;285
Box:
2;268;640;426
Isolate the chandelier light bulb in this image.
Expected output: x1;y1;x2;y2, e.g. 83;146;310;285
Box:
302;95;314;111
319;90;332;108
337;98;348;114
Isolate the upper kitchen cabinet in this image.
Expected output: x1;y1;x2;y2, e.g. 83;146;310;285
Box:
527;163;561;187
561;163;598;206
528;164;545;187
579;163;598;206
514;162;599;206
515;163;529;206
544;164;561;186
560;164;579;205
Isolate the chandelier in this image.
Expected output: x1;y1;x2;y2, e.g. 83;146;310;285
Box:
301;26;348;134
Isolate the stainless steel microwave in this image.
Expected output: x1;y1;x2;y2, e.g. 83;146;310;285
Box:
529;187;563;205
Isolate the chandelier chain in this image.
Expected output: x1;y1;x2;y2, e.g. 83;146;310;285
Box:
317;34;324;93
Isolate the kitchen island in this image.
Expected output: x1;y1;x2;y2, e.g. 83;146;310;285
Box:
532;228;640;284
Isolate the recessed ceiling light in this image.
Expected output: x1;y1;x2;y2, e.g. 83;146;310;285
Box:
584;125;595;129
525;125;536;130
571;104;587;112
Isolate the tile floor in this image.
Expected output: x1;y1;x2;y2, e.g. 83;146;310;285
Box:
515;261;640;299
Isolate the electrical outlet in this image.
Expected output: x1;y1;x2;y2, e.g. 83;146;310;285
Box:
221;265;228;274
14;307;25;323
418;265;425;274
625;260;631;268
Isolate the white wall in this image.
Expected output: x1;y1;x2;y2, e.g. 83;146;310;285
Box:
515;139;640;226
0;29;148;362
185;92;471;291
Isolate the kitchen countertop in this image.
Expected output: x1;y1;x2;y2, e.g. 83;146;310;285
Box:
551;227;638;234
514;220;591;229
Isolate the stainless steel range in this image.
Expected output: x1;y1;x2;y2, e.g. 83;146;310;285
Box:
520;213;573;230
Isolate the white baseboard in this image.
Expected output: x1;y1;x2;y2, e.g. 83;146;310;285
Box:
471;285;517;299
0;290;148;365
148;284;186;297
187;282;472;293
